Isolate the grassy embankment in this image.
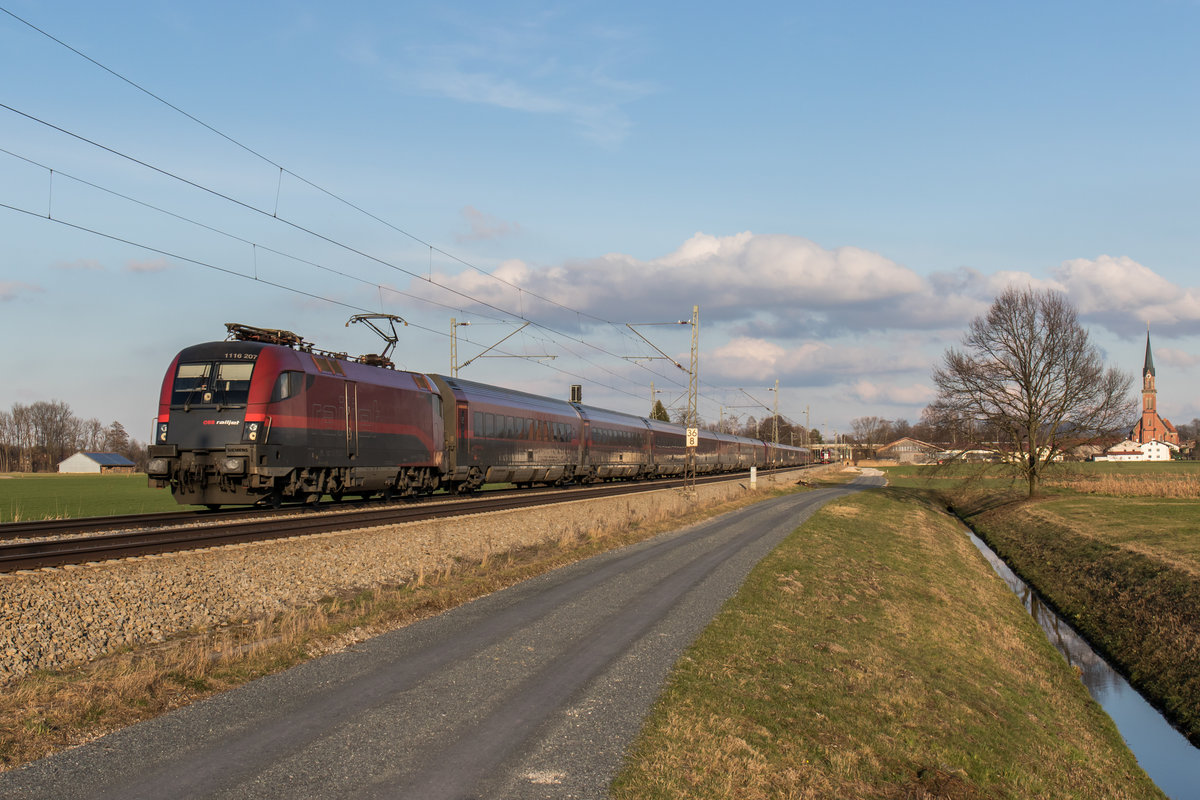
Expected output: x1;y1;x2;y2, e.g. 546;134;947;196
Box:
886;460;1200;747
614;485;1161;799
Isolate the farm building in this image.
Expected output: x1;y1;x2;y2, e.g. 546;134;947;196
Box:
1096;439;1179;462
876;437;941;464
58;452;136;474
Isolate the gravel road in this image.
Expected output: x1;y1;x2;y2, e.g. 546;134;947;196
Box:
0;474;882;799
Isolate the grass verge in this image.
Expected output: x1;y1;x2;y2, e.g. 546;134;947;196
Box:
0;482;811;771
957;491;1200;747
612;487;1162;799
884;462;1200;745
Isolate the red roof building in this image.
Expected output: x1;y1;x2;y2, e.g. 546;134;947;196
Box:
1131;330;1180;446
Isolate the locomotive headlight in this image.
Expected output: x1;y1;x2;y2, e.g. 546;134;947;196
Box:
221;457;246;474
147;458;170;475
157;422;169;443
242;421;260;442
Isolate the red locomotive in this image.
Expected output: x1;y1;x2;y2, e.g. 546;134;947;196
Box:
147;322;811;508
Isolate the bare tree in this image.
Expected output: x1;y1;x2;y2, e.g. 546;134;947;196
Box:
0;409;12;473
932;287;1134;496
850;416;889;446
80;418;106;452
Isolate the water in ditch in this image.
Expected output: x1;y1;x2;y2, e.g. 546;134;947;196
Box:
966;530;1200;800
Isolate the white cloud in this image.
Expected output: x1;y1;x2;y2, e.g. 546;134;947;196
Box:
455;206;521;243
0;282;42;301
850;380;936;406
1156;347;1200;370
704;336;931;387
1054;255;1200;333
430;232;928;332
355;11;653;146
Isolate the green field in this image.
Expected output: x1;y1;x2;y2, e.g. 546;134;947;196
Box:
0;473;190;522
882;458;1200;487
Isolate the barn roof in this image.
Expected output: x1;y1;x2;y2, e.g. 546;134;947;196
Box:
80;452;136;466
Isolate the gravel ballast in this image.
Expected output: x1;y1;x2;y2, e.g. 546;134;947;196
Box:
1;470;817;683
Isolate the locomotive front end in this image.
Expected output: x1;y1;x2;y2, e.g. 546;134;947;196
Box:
148;340;274;507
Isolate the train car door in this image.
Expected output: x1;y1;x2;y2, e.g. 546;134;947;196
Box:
456;401;469;469
345;381;358;458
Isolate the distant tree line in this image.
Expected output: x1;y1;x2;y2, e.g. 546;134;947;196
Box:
0;401;147;473
1174;418;1200;443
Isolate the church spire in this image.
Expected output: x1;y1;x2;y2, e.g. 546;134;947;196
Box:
1144;327;1156;377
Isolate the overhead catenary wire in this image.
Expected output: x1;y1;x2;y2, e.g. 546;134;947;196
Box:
0;103;709;406
0;197;658;402
0;4;622;329
0;8;752;423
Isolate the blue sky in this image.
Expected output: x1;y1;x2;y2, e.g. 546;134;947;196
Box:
2;0;1198;443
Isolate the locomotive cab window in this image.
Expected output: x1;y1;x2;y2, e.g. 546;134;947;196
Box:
214;363;254;405
171;361;255;407
171;363;212;406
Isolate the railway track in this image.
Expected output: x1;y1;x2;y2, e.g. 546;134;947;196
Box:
0;470;806;572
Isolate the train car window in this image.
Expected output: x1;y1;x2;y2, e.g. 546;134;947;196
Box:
484;413;495;437
506;416;516;439
171;363;211;406
474;412;483;436
270;371;305;402
215;362;255;405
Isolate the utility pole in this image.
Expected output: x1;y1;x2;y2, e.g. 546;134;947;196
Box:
450;318;470;377
625;309;698;495
685;305;700;493
767;378;779;445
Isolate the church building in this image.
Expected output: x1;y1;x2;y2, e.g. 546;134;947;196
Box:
1130;330;1180;446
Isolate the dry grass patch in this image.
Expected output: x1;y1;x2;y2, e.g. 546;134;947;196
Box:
1046;472;1200;498
613;489;1162;799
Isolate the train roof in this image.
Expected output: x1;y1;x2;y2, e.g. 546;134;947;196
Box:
430;375;579;413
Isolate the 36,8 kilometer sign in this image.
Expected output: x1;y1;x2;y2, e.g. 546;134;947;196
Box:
686;428;699;448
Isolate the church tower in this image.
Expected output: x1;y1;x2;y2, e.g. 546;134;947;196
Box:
1142;331;1157;419
1131;328;1180;445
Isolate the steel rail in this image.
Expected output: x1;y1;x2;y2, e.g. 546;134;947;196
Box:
0;470;808;572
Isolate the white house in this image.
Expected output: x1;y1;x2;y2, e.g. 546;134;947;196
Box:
58;452;136;474
1097;439;1178;462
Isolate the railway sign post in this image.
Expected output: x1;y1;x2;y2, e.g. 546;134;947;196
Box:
686;427;698;448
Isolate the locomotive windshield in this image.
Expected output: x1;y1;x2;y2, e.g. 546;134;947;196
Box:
171;361;255;408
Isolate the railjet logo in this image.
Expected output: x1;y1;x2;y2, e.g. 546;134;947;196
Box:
202;420;241;426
